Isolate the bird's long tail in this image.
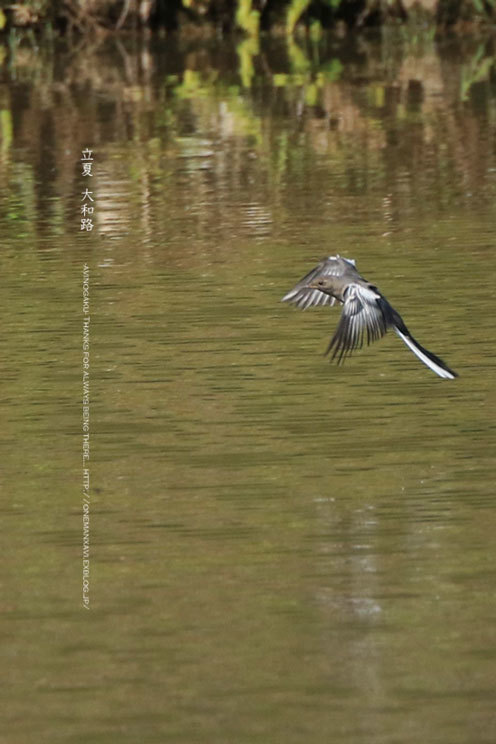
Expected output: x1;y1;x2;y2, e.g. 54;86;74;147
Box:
393;326;457;380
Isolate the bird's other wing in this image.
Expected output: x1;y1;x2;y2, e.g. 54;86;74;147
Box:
281;256;357;310
326;283;389;364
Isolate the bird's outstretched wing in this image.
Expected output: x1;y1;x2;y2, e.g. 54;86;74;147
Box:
281;256;357;310
326;283;389;363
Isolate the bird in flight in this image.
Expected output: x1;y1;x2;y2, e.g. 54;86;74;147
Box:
282;255;457;379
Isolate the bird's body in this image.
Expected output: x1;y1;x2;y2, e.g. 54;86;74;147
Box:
282;255;457;379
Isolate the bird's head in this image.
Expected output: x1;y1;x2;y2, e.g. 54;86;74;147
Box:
308;277;334;294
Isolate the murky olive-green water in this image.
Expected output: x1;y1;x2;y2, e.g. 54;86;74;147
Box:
1;32;495;743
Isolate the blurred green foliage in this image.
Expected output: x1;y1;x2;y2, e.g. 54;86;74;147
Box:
236;0;261;35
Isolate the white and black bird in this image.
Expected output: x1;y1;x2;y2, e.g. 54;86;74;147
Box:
282;255;457;379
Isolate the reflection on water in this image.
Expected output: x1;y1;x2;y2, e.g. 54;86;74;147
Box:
1;31;496;744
